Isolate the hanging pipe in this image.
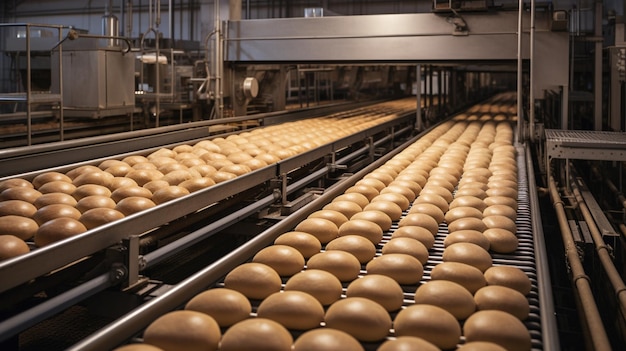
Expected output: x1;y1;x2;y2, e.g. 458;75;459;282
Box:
548;174;612;351
516;0;523;143
568;167;626;318
529;0;536;142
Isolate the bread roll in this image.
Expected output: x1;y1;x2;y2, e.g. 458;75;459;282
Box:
393;304;461;350
413;280;476;320
143;310;220;351
256;291;324;330
346;274;404;312
223;262;282;300
252;245;305;277
284;269;343;306
324;297;392;342
365;253;423;285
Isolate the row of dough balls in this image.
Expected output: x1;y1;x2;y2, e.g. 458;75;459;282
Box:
122;111;533;351
0;98;417;261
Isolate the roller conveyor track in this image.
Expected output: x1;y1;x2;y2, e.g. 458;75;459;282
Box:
0;98;419;348
68;96;558;351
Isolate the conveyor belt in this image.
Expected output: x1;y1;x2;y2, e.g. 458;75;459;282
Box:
545;129;626;162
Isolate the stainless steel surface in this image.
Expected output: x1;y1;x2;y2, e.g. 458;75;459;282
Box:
545;129;626;162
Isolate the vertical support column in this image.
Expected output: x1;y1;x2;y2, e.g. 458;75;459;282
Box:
517;0;524;143
416;64;422;131
594;0;603;130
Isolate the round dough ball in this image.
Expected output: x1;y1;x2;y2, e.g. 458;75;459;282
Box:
388;180;422;198
108;177;139;191
346;274;404;312
126;169;165;187
143;310;220;351
408;202;444;223
444;206;483;224
0;200;37;217
122;155;150;166
79;208;125;230
0;178;33;193
219;164;252;176
219;318;292;351
371;193;410;211
456;341;507;351
306;251;361;282
338;219;383;245
274;231;321;259
413;280;475;320
363;200;403;221
413;193;449;213
382;237;428;264
377;336;440;351
380;185;416;202
484;266;532;296
454;186;487;199
293;328;364;351
72;171;113;188
463;310;531;351
115;197;156;216
483;205;517;221
447;217;487;233
33;192;77;208
224;262;282;300
333;192;370;209
443;243;492;272
32;172;71;189
0;215;38;240
66;165;102;180
33;204;82;225
285;269;343;306
398;213;440;235
324;297;392;342
326;235;376;264
483;213;516;231
161;170;194;185
307;210;349;228
111;186;153;203
0;187;42;203
152;186;190;205
73;184;112;200
483;228;519;253
185;288;251;327
112;344;164;351
364;172;394;186
393;304;461;350
257;291;324;330
430;262;486;294
391;226;435;249
76;195;116;213
0;235;30;261
365;253;423;285
252;245;305;276
143;180;171;194
483;196;517;210
443;230;490;251
178;177;215;193
295;217;339;244
351;210;392;232
450;196;486;212
323;200;362;219
355;177;386;192
474;285;530;320
34;217;87;247
485;187;518;199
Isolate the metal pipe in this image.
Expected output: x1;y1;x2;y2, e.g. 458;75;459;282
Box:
517;0;523;143
26;24;32;146
547;175;612;350
569;168;626;318
529;0;536;142
416;64;422;130
0;273;114;343
594;0;603;130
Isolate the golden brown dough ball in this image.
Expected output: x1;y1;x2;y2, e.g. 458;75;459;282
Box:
391;226;435;249
0;234;30;261
256;290;324;330
143;310;220;351
115;197;156;216
0;187;42;203
295;217;339;244
381;237;428;264
32;172;72;189
377;337;440;351
365;253;423;285
34;217;87;247
152;186;190;205
338;219;383;245
306;250;361;282
474;285;530;320
324;297;392;342
223;262;282;300
346;274;404;312
252;245;305;277
184;288;251;327
393;304;461;350
326;235;376;264
293;328;364;351
307;210;349;228
284;269;343;306
463;310;531;351
430;261;487;294
413;280;476;320
484;266;532;296
219;318;293;351
79;208;125;230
